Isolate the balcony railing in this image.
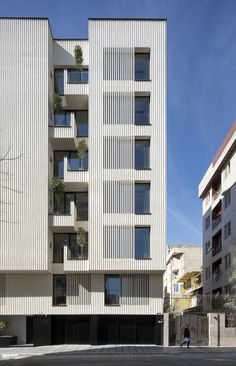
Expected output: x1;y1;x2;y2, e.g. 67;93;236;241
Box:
67;69;89;84
67;245;88;260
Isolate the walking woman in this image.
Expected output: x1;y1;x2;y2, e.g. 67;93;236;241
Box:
180;325;190;348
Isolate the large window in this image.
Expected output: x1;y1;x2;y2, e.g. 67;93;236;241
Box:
135;140;150;169
135;52;150;80
53;274;66;306
67;68;89;83
105;275;120;305
53;234;69;263
76;110;88;137
135;96;150;125
135;227;150;259
54;151;66;179
54;69;64;95
76;192;88;221
53;112;71;126
135;183;150;214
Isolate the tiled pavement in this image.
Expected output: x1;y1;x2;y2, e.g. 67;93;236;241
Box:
1;345;236;360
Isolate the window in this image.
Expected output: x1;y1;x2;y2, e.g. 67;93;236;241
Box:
54;69;64;95
53;112;71;126
76;110;88;137
135;227;150;259
205;267;210;280
205;241;211;255
223;161;230;180
67;68;89;83
173;284;180;294
53;234;69;263
105;275;120;305
53;192;74;215
135;183;150;214
225;253;231;269
135;96;150;125
53;274;66;306
224;222;231;239
224;189;231;209
205;215;210;230
135;52;150;80
135;140;150;169
75;192;88;221
54;151;67;179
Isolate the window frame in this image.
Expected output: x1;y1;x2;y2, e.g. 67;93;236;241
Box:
104;275;121;306
53;274;67;306
135;139;150;170
67;68;89;84
135;96;150;125
135;226;151;259
135;52;150;81
135;183;151;214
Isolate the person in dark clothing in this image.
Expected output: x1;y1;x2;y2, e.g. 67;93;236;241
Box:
180;326;190;348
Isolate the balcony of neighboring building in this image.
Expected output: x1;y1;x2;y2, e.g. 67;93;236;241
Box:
212;230;222;257
212;201;222;230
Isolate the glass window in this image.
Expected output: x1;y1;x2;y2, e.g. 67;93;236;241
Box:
135;96;150;125
68;152;88;171
75;192;88;221
135;140;150;169
173;284;179;293
67;69;89;83
53;112;71;126
135;53;150;80
224;222;231;239
53;193;74;215
53;234;69;263
135;183;150;214
225;253;231;269
54;69;64;95
68;233;88;260
135;227;150;259
53;274;67;306
205;215;210;230
105;275;120;305
205;241;211;255
54;151;68;179
224;189;231;209
76;111;88;137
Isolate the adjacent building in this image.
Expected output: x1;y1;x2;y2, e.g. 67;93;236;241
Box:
164;245;202;313
199;122;236;311
0;18;166;345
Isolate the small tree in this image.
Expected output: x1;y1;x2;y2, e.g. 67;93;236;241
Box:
76;227;88;258
77;139;87;159
0;320;8;335
74;45;83;71
52;93;62;113
50;177;65;195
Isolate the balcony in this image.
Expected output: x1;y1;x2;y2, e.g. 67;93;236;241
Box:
212;201;222;230
63;156;89;185
212;230;222;257
212;259;222;287
49;201;77;230
49;112;77;147
63;245;89;272
64;69;89;97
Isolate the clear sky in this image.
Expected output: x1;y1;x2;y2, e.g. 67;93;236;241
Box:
1;0;236;245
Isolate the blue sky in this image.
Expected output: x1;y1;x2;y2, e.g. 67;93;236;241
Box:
1;0;236;245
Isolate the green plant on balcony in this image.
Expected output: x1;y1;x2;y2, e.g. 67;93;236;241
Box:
76;227;88;259
0;320;8;334
77;139;88;159
74;45;83;71
52;93;62;113
50;177;65;196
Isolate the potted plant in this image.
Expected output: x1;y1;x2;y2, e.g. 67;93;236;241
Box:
76;227;88;259
0;320;17;347
77;139;87;159
50;177;65;195
52;93;62;113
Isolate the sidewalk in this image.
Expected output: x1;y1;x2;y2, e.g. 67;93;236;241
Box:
1;345;236;361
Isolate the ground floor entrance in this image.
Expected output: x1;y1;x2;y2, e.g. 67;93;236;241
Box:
28;315;163;346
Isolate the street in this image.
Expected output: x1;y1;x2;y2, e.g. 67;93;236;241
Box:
1;351;236;366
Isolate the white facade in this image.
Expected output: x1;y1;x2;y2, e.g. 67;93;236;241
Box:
0;18;166;342
199;122;236;297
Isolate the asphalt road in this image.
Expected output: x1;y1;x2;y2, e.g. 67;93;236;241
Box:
1;352;236;366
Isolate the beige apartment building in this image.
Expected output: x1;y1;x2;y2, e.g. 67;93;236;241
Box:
0;17;166;345
199;122;236;311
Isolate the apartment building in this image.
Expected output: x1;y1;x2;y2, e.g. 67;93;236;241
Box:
164;245;202;312
199;122;236;310
0;18;166;345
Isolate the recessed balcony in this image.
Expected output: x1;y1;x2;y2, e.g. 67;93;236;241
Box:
49;201;77;230
63;155;89;185
212;230;222;257
49;112;77;148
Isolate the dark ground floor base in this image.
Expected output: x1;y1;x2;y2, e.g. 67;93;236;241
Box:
27;315;163;346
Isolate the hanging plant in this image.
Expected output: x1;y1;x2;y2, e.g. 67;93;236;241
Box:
74;45;83;71
0;320;8;333
52;93;62;112
77;139;88;159
76;227;88;258
50;177;65;195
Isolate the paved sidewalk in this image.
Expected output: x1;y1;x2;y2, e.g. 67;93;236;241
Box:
1;345;236;361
